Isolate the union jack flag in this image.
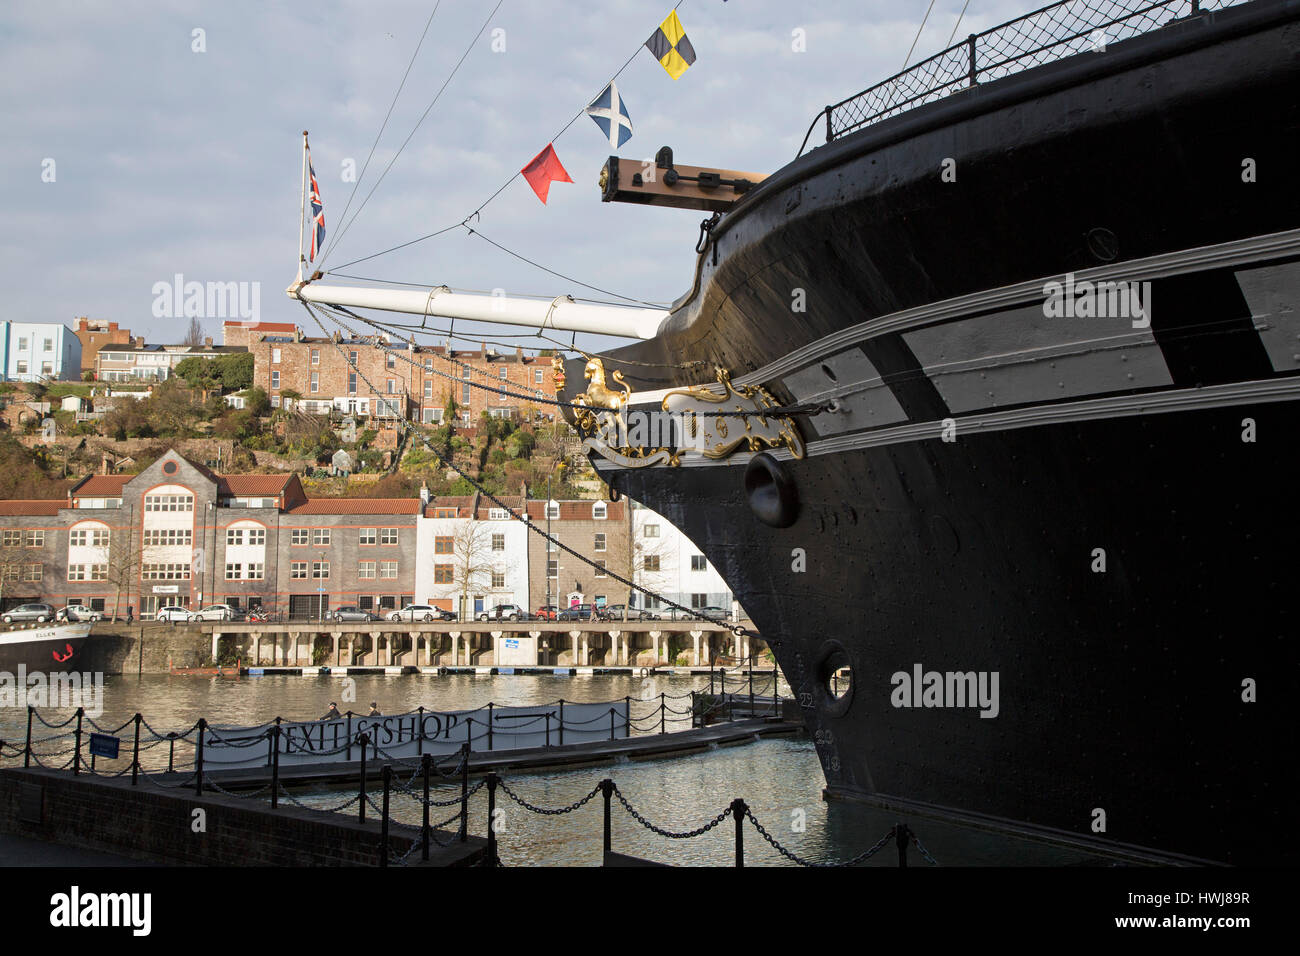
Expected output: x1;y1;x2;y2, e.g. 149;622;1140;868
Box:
308;154;325;262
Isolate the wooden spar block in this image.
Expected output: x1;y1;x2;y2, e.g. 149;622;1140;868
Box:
599;147;767;212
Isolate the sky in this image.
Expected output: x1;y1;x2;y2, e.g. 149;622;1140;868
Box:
0;0;1028;354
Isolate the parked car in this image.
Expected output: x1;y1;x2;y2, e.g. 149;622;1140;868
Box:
557;604;596;622
695;606;732;622
479;604;527;622
387;604;454;623
189;604;242;623
57;604;103;623
156;605;193;624
332;605;378;623
2;603;56;624
597;604;656;622
533;605;558;621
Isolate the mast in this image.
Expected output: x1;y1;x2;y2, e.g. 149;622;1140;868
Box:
297;131;309;283
287;279;668;340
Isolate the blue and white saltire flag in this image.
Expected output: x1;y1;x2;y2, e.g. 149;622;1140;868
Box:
585;81;634;149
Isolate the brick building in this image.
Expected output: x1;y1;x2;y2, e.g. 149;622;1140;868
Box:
524;498;632;612
74;318;133;374
414;492;530;616
221;320;296;351
246;329;557;424
0;450;421;620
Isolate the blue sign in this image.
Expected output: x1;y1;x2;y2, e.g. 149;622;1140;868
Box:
88;733;120;760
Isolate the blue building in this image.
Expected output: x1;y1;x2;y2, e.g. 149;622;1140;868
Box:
0;322;82;382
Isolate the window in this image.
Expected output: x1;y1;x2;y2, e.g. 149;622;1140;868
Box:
311;349;320;365
67;564;106;581
272;348;281;364
291;529;309;545
593;502;607;520
489;508;509;520
226;529;244;546
434;565;453;584
23;531;44;548
434;536;454;554
380;528;398;545
70;528;109;548
424;358;433;371
24;564;41;581
142;563;190;580
691;555;707;571
546;538;558;553
498;367;507;380
491;571;505;588
15;362;26;374
380;560;397;579
358;561;376;579
246;563;264;580
387;379;396;394
2;531;20;547
310;372;319;393
271;370;280;389
41;362;53;376
43;338;53;352
291;561;308;579
535;369;544;385
691;594;708;609
546;503;560;520
594;533;606;552
547;559;558;578
424;380;433;400
386;353;396;369
17;337;27;351
312;561;329;579
312;529;330;546
348;372;357;394
359;527;377;545
349;350;358;365
248;528;266;546
595;560;607;578
643;524;659;538
225;563;242;580
643;555;660;572
144;493;193;512
436;508;456;519
461;367;470;404
143;529;191;547
491;534;505;552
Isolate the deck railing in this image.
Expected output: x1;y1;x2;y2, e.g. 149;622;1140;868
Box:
797;0;1248;156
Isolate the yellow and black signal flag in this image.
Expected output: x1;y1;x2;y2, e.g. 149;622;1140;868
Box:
645;10;696;80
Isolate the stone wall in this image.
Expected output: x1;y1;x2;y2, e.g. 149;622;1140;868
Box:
81;626;215;675
0;768;480;866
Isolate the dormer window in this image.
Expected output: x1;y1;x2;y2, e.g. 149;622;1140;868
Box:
592;502;607;520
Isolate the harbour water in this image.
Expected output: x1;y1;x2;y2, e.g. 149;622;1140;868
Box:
2;673;1116;866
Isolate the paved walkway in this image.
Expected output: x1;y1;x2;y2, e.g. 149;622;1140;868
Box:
0;832;148;867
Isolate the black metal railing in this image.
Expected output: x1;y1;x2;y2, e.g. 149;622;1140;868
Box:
798;0;1245;155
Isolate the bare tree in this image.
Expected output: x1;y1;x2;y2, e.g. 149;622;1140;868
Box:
449;519;496;621
102;519;139;623
183;317;206;346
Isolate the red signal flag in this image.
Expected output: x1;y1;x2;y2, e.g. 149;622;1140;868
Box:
520;143;573;204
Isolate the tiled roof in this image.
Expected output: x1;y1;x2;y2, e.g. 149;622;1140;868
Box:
0;500;62;515
73;475;130;496
287;498;423;515
221;475;293;496
523;499;624;521
224;321;296;331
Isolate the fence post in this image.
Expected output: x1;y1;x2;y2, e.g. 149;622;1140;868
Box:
557;700;565;746
624;696;631;737
601;779;614;857
131;714;141;785
486;772;499;866
380;765;392;868
24;706;33;768
358;732;369;824
271;724;281;809
417;706;424;756
896;823;909;867
749;662;754;715
487;702;494;751
609;707;616;741
967;34;978;86
824;105;833;143
459;743;469;843
195;718;205;795
660;693;666;735
422;752;431;862
73;707;83;775
167;732;176;773
346;712;353;761
733;798;747;867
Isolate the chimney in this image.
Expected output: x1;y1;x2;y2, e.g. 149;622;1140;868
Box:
419;482;430;507
294;328;304;342
516;346;523;361
204;336;213;347
133;335;145;348
77;317;88;332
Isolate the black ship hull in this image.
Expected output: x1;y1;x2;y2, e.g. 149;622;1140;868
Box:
574;0;1300;864
0;625;92;673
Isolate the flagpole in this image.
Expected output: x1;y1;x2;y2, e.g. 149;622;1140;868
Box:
298;130;309;283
